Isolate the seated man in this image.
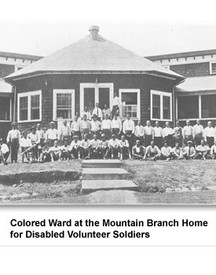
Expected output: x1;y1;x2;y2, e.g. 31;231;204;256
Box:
0;138;10;165
144;140;161;161
132;139;146;160
108;134;120;159
183;140;196;160
69;135;80;159
90;134;101;159
80;134;91;159
49;140;62;162
171;142;183;160
195;139;210;160
61;140;71;160
39;142;51;163
210;141;216;159
119;135;131;160
160;141;172;161
98;134;109;159
20;131;32;163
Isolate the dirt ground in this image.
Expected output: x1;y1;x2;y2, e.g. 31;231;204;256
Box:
0;159;216;204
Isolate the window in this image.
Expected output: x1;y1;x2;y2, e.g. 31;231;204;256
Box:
178;96;199;119
18;91;41;122
53;90;75;120
151;90;172;121
0;97;11;121
119;89;140;120
210;62;216;74
201;94;216;118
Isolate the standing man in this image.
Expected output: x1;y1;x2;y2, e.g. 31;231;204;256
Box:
153;121;163;149
81;106;91;121
71;116;81;140
123;114;135;153
134;120;145;145
162;121;173;147
193;119;204;146
45;121;58;147
173;121;183;147
101;114;112;140
204;121;216;148
102;104;111;119
112;92;121;118
36;123;45;146
7;122;21;163
183;120;193;146
80;114;91;139
111;113;122;138
60;120;70;142
144;120;154;147
92;103;103;121
90;114;101;138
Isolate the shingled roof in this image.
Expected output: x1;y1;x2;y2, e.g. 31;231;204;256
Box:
5;26;184;82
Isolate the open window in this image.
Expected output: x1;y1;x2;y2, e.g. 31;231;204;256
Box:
119;89;140;120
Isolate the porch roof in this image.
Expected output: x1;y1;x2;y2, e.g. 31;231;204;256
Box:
176;75;216;93
0;81;12;95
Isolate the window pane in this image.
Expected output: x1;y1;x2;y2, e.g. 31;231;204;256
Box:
121;92;138;118
56;93;72;119
19;96;28;121
122;92;137;105
211;63;216;74
163;96;170;120
0;97;10;120
178;96;199;119
152;94;160;119
201;94;216;118
31;94;40;120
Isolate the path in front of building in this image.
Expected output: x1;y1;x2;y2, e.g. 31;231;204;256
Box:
81;159;139;202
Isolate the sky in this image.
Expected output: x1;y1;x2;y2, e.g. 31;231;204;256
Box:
1;21;216;57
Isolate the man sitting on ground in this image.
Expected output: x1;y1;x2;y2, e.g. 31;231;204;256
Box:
69;135;80;159
80;134;91;159
98;134;109;159
144;140;161;161
49;140;62;162
108;134;120;159
20;131;32;163
39;142;51;163
210;141;216;159
171;142;183;160
161;141;172;161
61;140;71;160
195;139;210;160
119;135;131;160
132;140;146;160
90;134;101;159
183;140;196;160
0;138;10;165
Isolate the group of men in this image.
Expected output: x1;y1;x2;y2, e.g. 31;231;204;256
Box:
1;101;216;164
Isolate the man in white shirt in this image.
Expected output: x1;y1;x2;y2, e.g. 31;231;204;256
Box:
69;135;80;159
193;119;204;146
132;139;146;160
45;121;58;147
101;114;112;139
111;113;122;138
195;139;210;160
82;106;91;121
80;114;91;139
183;120;193;146
153;121;162;149
90;114;101;138
204;121;216;148
144;140;161;161
173;121;183;147
119;135;131;160
90;134;101;159
162;121;173;147
108;134;120;159
0;138;10;165
92;103;102;121
7;122;21;163
183;140;196;160
112;92;121;118
60;120;70;142
134;120;144;145
27;126;39;161
144;120;154;147
210;140;216;159
102;104;111;120
161;141;172;161
71;116;81;140
171;142;183;160
36;123;45;146
123;114;135;153
49;140;62;162
98;134;109;159
80;134;92;159
20;131;32;162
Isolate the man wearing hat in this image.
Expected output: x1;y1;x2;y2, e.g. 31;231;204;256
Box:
0;138;10;165
45;121;58;147
7;122;21;163
183;140;196;160
90;114;101;139
69;135;80;159
108;134;120;159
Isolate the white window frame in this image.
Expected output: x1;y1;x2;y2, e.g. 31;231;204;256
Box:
119;89;140;120
17;90;42;122
176;93;216;121
151;90;172;121
209;61;216;75
0;96;12;122
53;89;75;121
80;83;114;114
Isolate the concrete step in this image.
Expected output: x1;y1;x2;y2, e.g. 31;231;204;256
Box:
82;180;138;193
82;159;122;168
82;168;130;180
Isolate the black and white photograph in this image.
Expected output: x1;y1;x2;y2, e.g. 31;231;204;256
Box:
1;21;216;205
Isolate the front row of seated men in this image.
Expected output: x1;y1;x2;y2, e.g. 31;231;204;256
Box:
17;132;216;163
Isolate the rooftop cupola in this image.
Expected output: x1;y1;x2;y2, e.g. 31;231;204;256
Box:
89;25;99;40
